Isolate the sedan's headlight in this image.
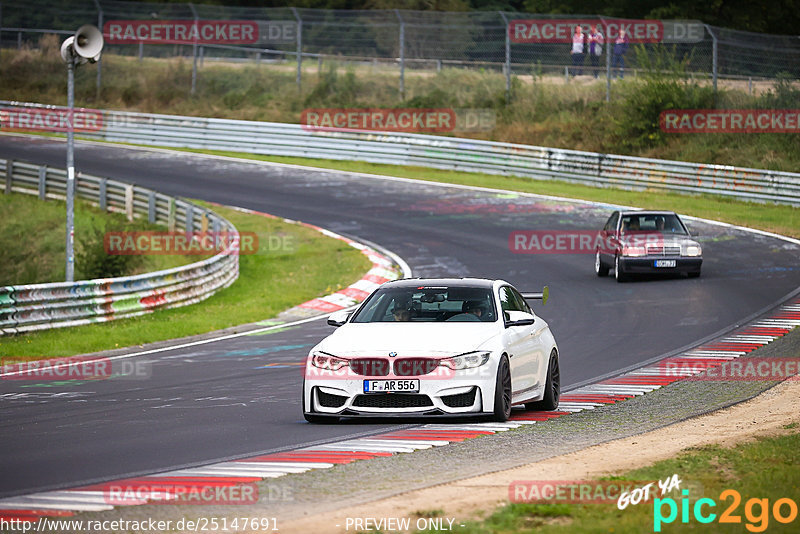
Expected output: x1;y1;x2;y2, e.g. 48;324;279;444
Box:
310;352;349;371
622;245;646;257
439;351;491;370
683;244;702;257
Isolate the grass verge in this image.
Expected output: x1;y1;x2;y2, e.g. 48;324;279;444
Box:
0;201;371;359
181;149;800;240
0;192;194;285
437;428;799;533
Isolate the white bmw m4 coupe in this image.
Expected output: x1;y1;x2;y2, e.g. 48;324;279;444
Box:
302;278;560;422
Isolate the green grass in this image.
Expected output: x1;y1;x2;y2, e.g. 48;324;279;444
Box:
433;429;800;533
0;201;371;359
0;192;193;285
180;150;800;240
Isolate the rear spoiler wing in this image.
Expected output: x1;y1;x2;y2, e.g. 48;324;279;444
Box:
521;286;549;306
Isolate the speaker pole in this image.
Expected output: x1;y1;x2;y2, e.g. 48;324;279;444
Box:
65;55;76;282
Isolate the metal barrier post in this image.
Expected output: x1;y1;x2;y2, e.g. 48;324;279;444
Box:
148;192;156;223
395;10;405;99
38;166;46;199
185;204;194;232
99;178;107;211
138;41;143;61
4;159;12;194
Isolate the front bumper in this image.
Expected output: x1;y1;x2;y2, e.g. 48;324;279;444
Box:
303;371;497;418
619;256;702;274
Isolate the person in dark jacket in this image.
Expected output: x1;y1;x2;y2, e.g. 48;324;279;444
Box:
612;29;629;78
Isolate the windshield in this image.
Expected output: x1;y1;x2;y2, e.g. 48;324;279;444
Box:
620;213;688;235
351;285;497;323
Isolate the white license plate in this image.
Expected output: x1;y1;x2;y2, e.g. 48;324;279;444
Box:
364;379;420;393
654;259;677;268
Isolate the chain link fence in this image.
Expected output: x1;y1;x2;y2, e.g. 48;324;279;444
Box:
1;0;798;100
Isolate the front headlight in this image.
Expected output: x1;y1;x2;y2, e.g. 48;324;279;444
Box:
622;245;646;257
310;352;349;371
683;244;702;257
439;351;491;370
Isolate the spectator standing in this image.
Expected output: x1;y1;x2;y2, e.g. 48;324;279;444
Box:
613;29;629;78
588;24;604;78
570;25;586;76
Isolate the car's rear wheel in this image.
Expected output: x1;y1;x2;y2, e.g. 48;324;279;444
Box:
688;270;701;278
492;356;512;422
595;250;609;277
526;350;560;411
615;254;627;283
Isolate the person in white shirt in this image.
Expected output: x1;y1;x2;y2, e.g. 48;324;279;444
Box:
570;25;586;76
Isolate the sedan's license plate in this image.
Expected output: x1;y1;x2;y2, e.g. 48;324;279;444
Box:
654;259;677;268
364;379;420;393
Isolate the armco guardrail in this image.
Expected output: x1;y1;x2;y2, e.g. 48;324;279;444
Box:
2;101;799;206
1;158;239;335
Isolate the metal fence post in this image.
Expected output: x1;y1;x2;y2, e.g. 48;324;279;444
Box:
605;30;611;102
138;41;143;61
291;7;302;92
395;10;405;99
706;24;718;93
0;1;4;73
189;3;199;96
93;0;102;97
499;12;511;104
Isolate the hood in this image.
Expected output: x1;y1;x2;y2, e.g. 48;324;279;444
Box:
316;322;499;357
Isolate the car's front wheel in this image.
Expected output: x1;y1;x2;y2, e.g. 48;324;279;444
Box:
525;350;560;411
304;413;339;424
492;355;512;422
595;250;609;277
615;254;627;283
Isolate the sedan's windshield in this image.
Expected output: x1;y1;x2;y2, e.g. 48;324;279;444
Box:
351;286;497;323
621;213;688;235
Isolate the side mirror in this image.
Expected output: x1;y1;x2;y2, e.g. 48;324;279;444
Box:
327;310;351;327
504;310;536;328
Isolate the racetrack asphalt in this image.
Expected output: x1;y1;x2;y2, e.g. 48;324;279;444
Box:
1;135;798;498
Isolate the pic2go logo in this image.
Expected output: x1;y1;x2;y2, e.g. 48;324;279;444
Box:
654;489;798;532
